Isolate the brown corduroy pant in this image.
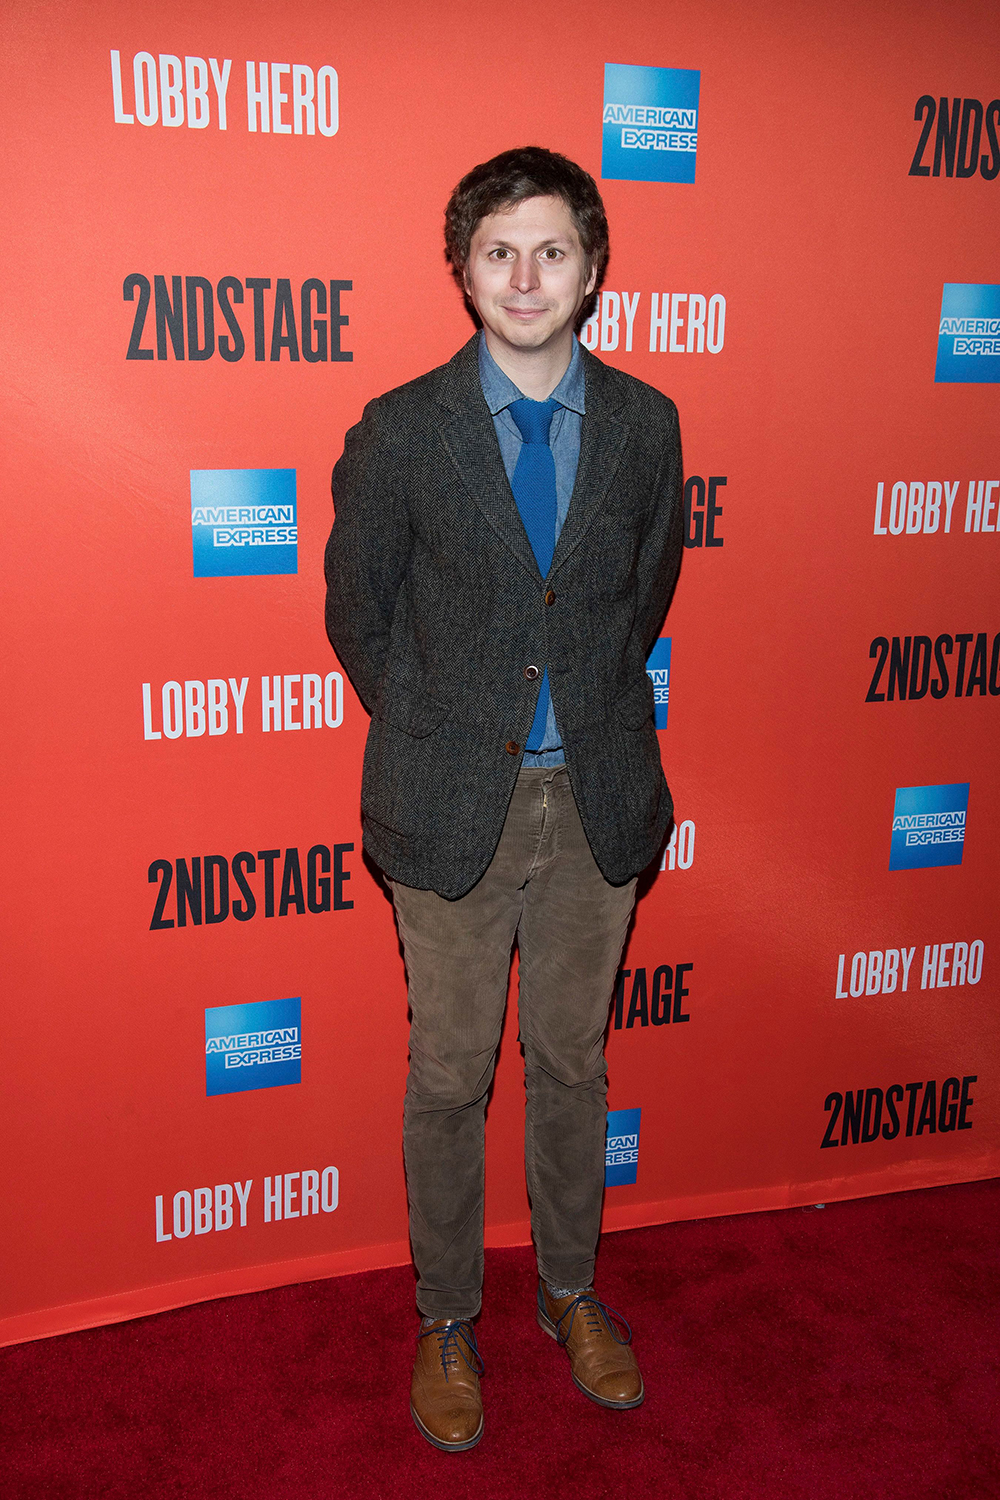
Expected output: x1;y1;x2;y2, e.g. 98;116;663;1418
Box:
390;765;637;1319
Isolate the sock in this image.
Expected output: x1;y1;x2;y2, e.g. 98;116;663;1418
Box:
547;1284;594;1300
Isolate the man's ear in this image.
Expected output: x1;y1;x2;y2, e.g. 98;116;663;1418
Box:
585;264;598;299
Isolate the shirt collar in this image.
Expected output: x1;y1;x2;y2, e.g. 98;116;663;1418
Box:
478;330;586;417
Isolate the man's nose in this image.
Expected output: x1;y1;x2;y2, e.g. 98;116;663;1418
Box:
510;254;540;294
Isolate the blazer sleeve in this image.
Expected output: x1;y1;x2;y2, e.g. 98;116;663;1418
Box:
324;398;413;714
633;396;684;655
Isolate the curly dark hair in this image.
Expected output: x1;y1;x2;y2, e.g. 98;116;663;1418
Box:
444;146;610;319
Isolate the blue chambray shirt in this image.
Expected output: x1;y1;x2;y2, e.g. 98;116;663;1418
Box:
478;331;585;766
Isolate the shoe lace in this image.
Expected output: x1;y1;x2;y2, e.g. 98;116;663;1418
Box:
553;1295;633;1348
418;1319;485;1381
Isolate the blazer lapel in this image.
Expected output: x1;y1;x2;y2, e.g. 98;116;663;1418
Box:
550;348;630;576
434;336;632;582
436;337;542;580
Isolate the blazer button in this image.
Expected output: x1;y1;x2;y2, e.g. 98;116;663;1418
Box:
545;589;556;606
505;740;521;756
523;664;540;681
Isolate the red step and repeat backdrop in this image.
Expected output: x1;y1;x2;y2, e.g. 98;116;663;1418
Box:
2;0;998;1345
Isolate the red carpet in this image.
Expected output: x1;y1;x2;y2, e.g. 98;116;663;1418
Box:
2;1179;997;1500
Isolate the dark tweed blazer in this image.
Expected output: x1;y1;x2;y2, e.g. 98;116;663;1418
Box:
324;335;683;899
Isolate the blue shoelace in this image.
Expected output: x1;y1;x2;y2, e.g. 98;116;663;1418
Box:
550;1294;633;1348
417;1319;484;1381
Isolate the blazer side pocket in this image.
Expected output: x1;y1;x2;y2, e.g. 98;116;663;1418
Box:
614;674;656;730
375;674;451;738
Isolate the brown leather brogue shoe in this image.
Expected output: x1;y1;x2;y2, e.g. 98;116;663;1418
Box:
537;1283;644;1409
410;1318;484;1451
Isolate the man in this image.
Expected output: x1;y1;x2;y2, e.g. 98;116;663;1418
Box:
325;146;683;1451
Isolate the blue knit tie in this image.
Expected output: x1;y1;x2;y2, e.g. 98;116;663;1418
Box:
509;398;559;751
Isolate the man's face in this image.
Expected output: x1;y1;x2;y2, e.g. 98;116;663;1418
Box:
463;194;597;356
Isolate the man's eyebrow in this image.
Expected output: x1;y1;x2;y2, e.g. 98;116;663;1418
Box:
482;234;571;250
